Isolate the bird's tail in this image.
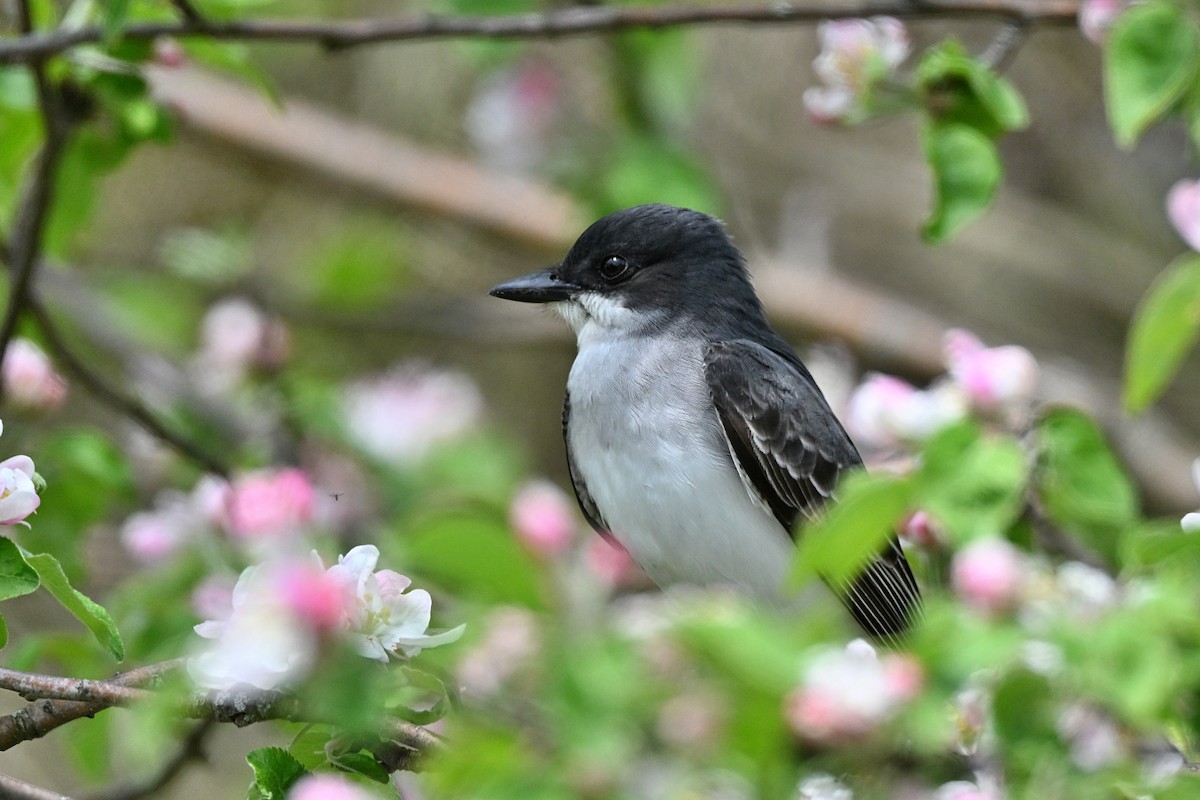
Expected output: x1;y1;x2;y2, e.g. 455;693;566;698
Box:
842;537;922;639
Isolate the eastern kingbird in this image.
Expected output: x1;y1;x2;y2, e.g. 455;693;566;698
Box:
490;204;920;637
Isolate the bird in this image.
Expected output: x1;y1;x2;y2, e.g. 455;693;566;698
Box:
489;204;920;637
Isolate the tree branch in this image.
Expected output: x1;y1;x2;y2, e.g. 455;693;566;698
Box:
26;294;231;477
0;0;72;403
0;773;72;800
0;0;1081;64
0;660;440;768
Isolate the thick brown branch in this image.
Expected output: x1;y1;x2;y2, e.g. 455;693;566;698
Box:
0;0;1080;63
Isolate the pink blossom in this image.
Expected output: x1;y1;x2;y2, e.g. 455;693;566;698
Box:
190;474;233;527
324;544;464;661
585;535;641;586
944;329;1039;412
0;423;40;527
456;606;541;699
881;653;925;702
153;37;186;68
1057;702;1124;771
804;17;909;125
1183;458;1200;532
509;479;577;557
2;338;67;411
342;363;483;466
193;297;289;392
288;773;377;800
275;559;348;631
466;60;560;173
845;373;966;448
784;639;913;744
900;509;943;549
951;537;1025;615
1078;0;1124;44
120;507;192;564
189;563;316;690
224;467;315;542
191;574;236;620
1168;179;1200;253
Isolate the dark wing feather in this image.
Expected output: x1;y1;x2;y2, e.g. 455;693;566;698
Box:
704;339;920;638
562;390;609;534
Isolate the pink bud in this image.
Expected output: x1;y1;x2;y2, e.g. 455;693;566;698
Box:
226;468;316;542
510;479;577;557
153;37;187;68
951;537;1024;614
944;329;1038;411
881;654;925;702
900;510;942;549
585;535;640;586
121;511;186;564
1168;179;1200;253
2;338;67;411
288;774;376;800
1078;0;1123;44
275;561;348;631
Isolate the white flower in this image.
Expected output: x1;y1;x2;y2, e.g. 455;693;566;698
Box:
0;420;40;527
189;564;315;691
327;545;464;662
845;373;967;449
2;338;67;411
795;773;853;800
804;17;909;125
342;363;483;466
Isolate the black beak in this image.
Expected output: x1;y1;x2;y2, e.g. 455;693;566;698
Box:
489;268;578;303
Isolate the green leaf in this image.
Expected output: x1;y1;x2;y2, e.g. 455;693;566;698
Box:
916;423;1028;541
0;536;39;601
1122;521;1200;569
918;40;1029;135
22;551;125;661
1123;255;1200;413
401;513;547;609
1105;0;1199;148
1034;408;1138;566
921;122;1002;243
329;751;389;784
0;612;7;648
246;747;309;800
102;0;132;42
789;471;913;589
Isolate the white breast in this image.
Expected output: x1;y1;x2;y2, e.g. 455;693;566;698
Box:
565;322;795;599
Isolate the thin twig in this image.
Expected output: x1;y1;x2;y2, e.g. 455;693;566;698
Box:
979;17;1031;72
0;0;1081;63
167;0;205;23
0;0;71;403
0;773;73;800
27;294;231;477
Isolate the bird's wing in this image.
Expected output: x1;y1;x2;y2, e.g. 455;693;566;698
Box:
704;339;920;638
563;390;609;534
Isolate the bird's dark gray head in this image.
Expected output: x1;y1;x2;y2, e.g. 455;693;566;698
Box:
490;204;765;337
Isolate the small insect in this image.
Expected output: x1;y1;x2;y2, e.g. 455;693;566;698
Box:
330;492;343;502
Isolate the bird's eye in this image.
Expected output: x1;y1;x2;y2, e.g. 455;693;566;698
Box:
598;255;631;282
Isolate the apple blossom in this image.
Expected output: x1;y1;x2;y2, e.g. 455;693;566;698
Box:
189;563;316;691
900;509;944;549
1057;703;1124;771
325;544;464;662
341;362;483;466
845;373;966;449
1183;458;1200;532
224;467;316;543
288;773;379;800
951;537;1025;615
191;573;236;620
466;60;560;174
1167;179;1200;253
510;479;577;556
0;422;40;528
803;17;909;125
656;689;727;753
784;639;914;744
943;329;1039;413
933;780;1000;800
1;338;67;411
456;606;541;699
120;502;195;564
1078;0;1125;43
197;296;289;376
795;773;853;800
585;535;642;586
